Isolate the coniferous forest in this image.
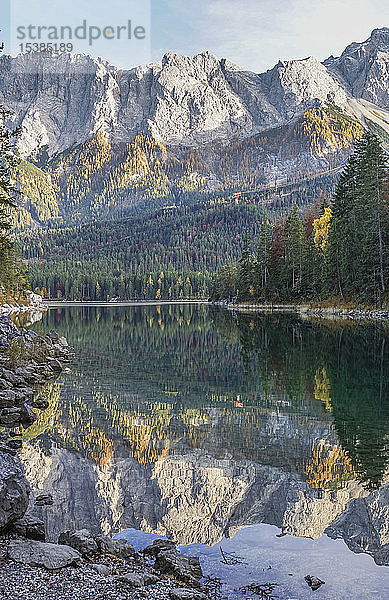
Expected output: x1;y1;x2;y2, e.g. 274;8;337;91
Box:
210;133;389;306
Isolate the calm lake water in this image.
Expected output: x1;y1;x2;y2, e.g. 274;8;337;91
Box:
24;304;389;599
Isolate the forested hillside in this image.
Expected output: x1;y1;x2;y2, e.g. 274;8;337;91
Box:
11;104;366;230
210;133;389;305
20;171;337;301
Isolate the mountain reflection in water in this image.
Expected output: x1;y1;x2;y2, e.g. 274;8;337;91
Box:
22;304;389;567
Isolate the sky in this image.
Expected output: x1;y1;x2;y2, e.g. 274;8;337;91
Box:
1;0;389;71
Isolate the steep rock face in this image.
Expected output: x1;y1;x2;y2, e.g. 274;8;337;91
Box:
1;28;389;159
0;451;30;530
325;27;389;108
0;53;119;157
258;57;349;119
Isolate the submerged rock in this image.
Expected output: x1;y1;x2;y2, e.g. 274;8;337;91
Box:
304;575;325;591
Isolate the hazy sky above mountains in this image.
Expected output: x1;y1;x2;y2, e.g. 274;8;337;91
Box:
4;0;389;71
152;0;388;71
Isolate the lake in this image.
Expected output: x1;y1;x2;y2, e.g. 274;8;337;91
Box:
23;303;389;599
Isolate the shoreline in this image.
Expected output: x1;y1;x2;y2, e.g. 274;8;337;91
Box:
40;299;389;321
44;299;208;307
213;302;389;321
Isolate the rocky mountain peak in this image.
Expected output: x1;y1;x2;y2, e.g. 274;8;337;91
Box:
324;27;389;107
0;28;389;158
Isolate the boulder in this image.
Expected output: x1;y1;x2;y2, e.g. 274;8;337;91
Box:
46;358;62;372
35;493;54;506
7;539;82;569
0;378;9;390
6;438;23;450
1;370;20;385
154;549;203;588
47;330;59;341
95;534;135;559
58;529;98;557
0;451;30;530
0;406;23;427
115;573;147;588
11;514;45;541
143;538;177;557
29;396;49;410
374;544;389;566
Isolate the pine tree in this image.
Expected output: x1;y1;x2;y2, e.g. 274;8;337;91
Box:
256;217;271;298
353;132;387;301
283;205;305;294
237;233;253;301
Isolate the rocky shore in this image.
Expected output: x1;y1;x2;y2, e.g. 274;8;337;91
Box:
214;301;389;321
0;315;210;600
0;531;210;600
0;291;47;323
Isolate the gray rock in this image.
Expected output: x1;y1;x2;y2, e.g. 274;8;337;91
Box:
1;370;20;385
116;572;146;587
35;493;53;506
47;358;63;372
11;514;45;540
304;575;325;591
0;444;17;456
28;396;49;410
375;544;389;566
95;535;135;558
7;539;82;569
91;563;110;576
169;589;208;600
58;529;98;557
154;549;203;587
5;438;23;450
144;538;177;556
0;451;30;530
47;331;59;341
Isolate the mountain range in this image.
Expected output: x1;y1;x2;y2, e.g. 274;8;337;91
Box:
1;27;389;228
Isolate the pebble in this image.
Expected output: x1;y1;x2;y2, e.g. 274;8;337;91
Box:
0;557;181;600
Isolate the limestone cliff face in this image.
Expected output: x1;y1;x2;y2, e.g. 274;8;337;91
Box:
1;28;389;159
324;27;389;108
